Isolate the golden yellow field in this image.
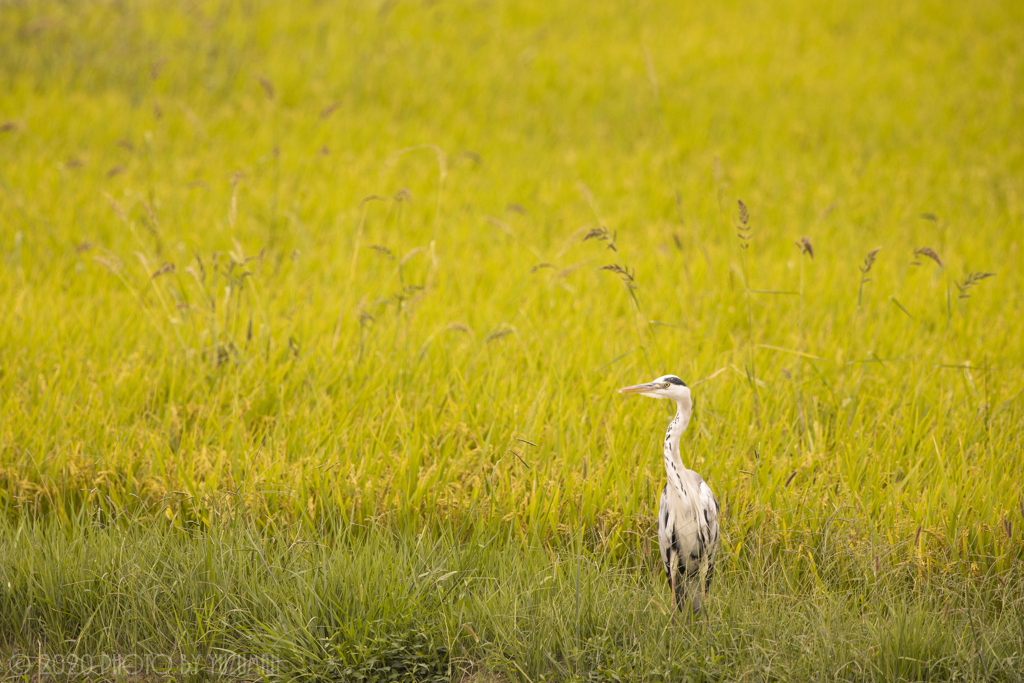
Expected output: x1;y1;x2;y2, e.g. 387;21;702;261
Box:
2;0;1023;562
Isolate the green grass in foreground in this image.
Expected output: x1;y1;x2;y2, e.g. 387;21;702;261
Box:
2;515;1023;682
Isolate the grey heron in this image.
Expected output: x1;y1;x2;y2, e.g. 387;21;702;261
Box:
619;375;720;616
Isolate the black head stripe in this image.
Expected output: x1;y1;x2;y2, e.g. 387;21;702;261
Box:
665;376;686;387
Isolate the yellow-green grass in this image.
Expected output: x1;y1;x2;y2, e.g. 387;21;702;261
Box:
1;0;1023;573
5;515;1024;682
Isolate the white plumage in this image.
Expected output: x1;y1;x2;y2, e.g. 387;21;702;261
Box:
620;374;720;615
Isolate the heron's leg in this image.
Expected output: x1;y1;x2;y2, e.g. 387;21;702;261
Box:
698;562;706;618
669;552;677;626
670;551;678;609
696;559;709;633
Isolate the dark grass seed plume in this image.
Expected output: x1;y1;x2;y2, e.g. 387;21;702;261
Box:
912;246;943;268
736;198;761;426
956;272;996;299
858;246;882;306
369;245;395;259
485;328;514;342
583;226;618;252
257;74;275;99
735;199;752;248
599;263;636;287
150;262;175;279
319;101;341;119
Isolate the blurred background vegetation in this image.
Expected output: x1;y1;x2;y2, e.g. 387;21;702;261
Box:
1;0;1022;560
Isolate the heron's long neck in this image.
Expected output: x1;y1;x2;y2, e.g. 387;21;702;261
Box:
663;399;692;492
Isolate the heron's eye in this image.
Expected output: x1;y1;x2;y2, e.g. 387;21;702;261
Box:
659;383;670;389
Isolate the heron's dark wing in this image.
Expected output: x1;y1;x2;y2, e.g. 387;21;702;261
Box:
696;478;720;592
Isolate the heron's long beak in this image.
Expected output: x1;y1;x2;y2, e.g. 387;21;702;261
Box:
618;382;665;394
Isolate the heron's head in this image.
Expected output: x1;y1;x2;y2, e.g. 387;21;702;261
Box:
618;375;690;403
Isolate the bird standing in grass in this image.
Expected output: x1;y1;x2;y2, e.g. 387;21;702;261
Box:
619;375;720;617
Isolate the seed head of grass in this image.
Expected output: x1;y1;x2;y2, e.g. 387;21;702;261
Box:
319;102;340;119
955;271;996;299
736;199;752;248
458;150;483;166
140;199;158;228
103;192;127;223
151;262;175;279
485;327;514;343
859;247;881;276
93;253;124;274
149;57;167;80
599;263;636;287
857;247;882;305
583;226;617;251
912;247;943;268
795;236;814;259
257;75;275;100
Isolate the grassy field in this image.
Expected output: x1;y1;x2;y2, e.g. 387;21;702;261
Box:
2;0;1024;679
